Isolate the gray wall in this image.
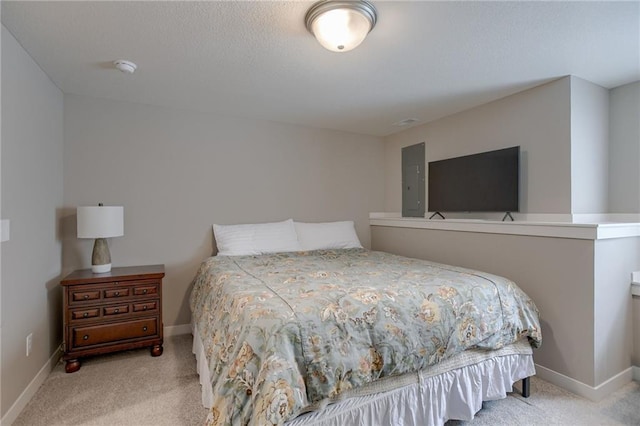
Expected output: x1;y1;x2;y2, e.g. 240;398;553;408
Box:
371;226;597;385
1;25;64;416
634;296;640;367
384;76;639;217
570;77;610;214
0;18;3;418
63;94;385;327
609;81;640;213
594;237;639;384
383;77;572;215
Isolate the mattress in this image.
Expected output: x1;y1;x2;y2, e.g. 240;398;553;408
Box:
189;248;541;425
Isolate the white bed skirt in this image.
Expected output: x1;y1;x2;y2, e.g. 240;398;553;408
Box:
191;323;535;426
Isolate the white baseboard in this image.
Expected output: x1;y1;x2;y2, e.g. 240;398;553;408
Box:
164;323;192;337
535;363;633;401
1;346;62;426
633;366;640;381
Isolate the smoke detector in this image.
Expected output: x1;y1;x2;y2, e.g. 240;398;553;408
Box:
393;118;419;127
113;60;137;74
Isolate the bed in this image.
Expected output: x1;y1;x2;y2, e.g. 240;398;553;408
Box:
189;242;541;425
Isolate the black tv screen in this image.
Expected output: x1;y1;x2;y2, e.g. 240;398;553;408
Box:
428;146;520;213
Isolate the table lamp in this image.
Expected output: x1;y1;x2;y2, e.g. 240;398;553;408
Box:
77;203;124;273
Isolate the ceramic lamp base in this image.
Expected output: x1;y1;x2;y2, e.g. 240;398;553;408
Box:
92;238;112;274
92;263;112;274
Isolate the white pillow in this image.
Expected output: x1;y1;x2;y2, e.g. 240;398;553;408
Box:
294;221;363;251
213;219;302;256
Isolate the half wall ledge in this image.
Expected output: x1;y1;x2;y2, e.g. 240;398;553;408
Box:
369;212;640;241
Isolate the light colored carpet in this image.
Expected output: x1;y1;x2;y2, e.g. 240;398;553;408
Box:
14;335;640;425
14;335;208;426
447;376;640;426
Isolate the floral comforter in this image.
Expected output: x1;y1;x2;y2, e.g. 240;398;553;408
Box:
189;249;541;425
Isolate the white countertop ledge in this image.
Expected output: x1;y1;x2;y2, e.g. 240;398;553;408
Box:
369;213;640;240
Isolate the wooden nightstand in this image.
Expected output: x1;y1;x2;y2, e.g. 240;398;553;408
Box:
60;264;165;373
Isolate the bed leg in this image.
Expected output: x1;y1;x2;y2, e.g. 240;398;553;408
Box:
521;377;530;398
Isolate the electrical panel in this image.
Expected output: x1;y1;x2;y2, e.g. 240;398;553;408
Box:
402;142;425;217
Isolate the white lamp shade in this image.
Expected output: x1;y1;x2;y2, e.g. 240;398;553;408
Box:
311;8;371;52
77;206;124;239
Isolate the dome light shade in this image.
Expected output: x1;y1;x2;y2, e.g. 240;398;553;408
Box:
305;1;377;52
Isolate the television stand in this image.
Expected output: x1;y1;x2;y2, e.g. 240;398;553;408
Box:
502;212;514;222
429;212;445;220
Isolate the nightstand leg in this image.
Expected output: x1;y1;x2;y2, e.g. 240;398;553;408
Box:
65;359;81;373
151;344;163;357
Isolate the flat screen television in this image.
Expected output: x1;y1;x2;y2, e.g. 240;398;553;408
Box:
428;146;520;214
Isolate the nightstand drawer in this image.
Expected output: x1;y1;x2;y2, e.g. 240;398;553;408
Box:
73;318;158;347
104;288;130;299
133;301;157;313
103;305;129;316
71;308;100;320
72;290;101;302
133;285;157;296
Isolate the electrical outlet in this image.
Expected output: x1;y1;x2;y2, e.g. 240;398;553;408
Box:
26;333;33;357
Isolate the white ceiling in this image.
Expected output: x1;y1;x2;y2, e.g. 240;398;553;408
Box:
2;1;639;137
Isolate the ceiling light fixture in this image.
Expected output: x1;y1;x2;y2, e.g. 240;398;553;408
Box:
113;59;137;74
305;0;377;52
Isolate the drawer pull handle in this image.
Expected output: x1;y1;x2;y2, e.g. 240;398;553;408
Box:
143;326;148;332
83;335;89;340
83;312;89;318
143;305;147;310
115;291;120;296
83;295;89;300
114;309;119;313
143;289;148;294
